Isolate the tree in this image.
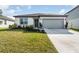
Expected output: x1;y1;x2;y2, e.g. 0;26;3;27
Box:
0;9;2;15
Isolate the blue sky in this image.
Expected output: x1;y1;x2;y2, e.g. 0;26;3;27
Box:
0;5;76;19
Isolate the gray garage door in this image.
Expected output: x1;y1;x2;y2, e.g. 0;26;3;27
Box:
42;19;64;29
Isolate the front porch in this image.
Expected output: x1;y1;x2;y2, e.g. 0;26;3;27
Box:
33;17;43;30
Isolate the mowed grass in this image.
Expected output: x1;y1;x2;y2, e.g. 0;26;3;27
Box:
0;29;58;53
71;28;79;32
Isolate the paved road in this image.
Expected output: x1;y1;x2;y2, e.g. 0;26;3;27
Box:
44;29;79;53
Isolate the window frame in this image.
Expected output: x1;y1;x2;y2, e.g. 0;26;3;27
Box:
20;18;28;24
23;18;28;24
20;18;23;24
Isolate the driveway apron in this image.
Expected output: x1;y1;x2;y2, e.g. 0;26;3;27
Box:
44;29;79;53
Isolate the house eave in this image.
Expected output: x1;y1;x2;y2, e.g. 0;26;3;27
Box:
65;5;79;14
13;15;67;17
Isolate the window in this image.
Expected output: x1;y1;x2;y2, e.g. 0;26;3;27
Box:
20;18;28;24
0;21;3;25
20;18;23;24
23;18;27;24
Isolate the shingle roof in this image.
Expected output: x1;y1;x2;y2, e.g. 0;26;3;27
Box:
0;15;14;22
14;13;67;17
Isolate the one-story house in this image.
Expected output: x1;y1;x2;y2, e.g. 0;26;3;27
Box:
65;5;79;29
14;13;67;29
0;15;14;28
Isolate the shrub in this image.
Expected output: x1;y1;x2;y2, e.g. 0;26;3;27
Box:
9;24;17;29
25;25;45;32
17;25;22;29
25;25;33;31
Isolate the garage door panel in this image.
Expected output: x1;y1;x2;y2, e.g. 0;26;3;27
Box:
42;19;64;29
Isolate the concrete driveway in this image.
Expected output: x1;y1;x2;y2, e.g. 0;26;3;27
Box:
44;29;79;53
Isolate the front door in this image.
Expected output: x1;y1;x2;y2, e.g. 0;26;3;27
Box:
34;19;39;28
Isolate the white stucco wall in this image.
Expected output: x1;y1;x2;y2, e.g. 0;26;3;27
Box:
40;17;66;24
27;18;34;25
40;17;65;23
15;16;66;28
15;17;20;26
7;21;14;26
67;18;79;29
15;17;33;27
0;19;14;28
40;17;66;29
40;17;66;19
66;7;79;29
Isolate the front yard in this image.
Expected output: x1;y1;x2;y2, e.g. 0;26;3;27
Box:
0;29;58;53
71;28;79;32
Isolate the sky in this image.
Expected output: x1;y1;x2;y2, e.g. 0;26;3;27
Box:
0;5;76;19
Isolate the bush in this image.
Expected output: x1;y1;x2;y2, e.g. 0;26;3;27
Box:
17;26;22;29
25;25;33;31
25;25;45;32
9;24;17;29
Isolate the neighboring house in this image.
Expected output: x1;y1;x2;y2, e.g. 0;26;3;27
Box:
65;5;79;29
0;15;14;28
14;13;67;29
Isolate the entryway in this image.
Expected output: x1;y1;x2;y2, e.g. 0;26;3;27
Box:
34;19;39;28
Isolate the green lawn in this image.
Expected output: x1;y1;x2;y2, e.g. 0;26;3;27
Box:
0;29;58;53
71;28;79;32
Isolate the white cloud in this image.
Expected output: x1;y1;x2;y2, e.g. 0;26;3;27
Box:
27;5;32;10
5;9;18;19
0;5;18;19
0;5;10;10
3;9;16;16
16;6;22;11
71;5;77;8
18;5;32;10
8;9;15;14
0;5;10;15
3;9;17;19
59;9;66;14
16;6;20;9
